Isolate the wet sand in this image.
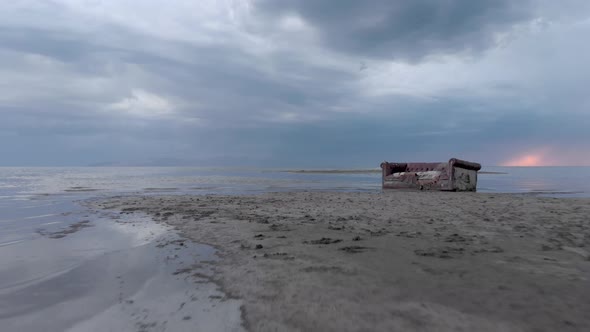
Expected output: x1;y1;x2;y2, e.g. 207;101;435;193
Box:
0;197;243;332
96;191;590;331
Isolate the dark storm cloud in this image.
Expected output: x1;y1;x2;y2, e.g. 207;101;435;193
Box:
255;0;533;60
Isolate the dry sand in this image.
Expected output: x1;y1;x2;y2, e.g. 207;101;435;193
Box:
96;191;590;332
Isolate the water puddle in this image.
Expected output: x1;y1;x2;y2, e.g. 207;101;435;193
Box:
0;195;244;332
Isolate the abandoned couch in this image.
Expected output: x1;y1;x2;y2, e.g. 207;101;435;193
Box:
380;158;482;191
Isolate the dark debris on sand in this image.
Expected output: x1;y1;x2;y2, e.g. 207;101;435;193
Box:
305;237;343;245
339;246;373;253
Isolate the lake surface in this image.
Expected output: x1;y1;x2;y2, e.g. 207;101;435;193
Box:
0;166;588;331
1;166;589;198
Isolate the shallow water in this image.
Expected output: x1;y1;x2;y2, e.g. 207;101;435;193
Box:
0;166;589;198
478;166;590;197
0;188;243;331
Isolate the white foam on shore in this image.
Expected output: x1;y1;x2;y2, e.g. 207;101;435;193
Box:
38;221;62;226
0;239;25;247
23;213;59;220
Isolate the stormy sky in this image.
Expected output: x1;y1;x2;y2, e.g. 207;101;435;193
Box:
1;0;589;167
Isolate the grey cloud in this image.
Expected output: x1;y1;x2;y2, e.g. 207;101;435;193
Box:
0;27;113;63
0;20;361;127
255;0;535;61
1;1;589;166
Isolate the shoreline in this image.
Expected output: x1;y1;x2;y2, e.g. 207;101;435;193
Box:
0;194;244;332
96;191;590;331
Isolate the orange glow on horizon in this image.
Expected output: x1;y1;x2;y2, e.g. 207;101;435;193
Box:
501;147;590;166
502;154;544;167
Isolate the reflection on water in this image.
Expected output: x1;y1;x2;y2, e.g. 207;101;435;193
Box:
477;166;590;197
0;186;243;332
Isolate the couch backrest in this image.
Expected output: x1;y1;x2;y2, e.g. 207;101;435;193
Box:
405;163;445;172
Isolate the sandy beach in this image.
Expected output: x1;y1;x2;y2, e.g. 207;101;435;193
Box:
96;191;590;331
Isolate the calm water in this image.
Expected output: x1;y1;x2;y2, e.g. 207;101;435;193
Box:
0;166;588;331
1;166;589;198
0;167;253;332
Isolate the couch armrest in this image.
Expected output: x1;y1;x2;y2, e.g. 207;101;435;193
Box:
449;158;481;171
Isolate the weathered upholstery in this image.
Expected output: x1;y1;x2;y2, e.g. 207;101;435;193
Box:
380;158;481;191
